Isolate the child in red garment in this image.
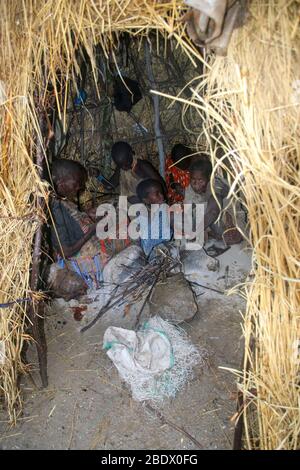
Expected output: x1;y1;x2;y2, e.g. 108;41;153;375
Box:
165;144;192;204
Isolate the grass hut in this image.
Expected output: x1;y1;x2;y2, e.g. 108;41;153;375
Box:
0;0;299;449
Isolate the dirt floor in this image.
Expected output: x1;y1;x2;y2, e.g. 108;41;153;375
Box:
0;244;251;450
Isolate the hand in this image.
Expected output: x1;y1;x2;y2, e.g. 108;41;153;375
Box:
85;223;97;238
171;182;184;197
86;207;97;221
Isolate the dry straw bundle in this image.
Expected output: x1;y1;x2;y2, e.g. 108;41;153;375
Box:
164;0;299;449
0;0;194;423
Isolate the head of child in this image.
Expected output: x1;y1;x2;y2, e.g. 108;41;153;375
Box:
189;159;212;194
170;144;192;171
111;141;134;171
52;159;87;199
137;179;165;206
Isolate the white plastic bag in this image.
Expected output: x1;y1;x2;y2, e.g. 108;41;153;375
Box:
103;324;172;376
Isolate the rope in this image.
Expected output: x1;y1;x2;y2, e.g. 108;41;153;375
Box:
0;298;32;309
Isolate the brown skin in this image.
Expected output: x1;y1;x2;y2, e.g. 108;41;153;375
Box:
189;169;221;230
104;153;166;203
142;186;172;232
169;180;185;198
56;170;87;200
61;224;97;258
55;170;97;258
142;186;165;206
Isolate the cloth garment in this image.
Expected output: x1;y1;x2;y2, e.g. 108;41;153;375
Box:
119;159;144;201
50;198;91;252
50;197;131;288
165;155;190;203
184;175;244;244
139;204;172;257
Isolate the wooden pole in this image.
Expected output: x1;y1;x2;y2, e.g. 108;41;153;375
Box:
28;103;48;388
232;338;254;450
144;40;165;178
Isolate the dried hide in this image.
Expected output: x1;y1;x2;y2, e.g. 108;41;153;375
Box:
183;0;248;55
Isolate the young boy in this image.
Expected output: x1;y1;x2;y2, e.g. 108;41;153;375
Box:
136;179;172;257
50;159;96;259
50;159;130;289
184;159;243;245
98;141;166;204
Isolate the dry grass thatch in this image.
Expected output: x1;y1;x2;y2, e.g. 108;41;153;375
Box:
0;0;195;424
156;0;299;449
0;0;299;449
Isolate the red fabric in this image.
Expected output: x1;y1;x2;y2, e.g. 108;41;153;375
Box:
165;155;190;203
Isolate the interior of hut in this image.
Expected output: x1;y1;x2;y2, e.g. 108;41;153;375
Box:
1;35;252;450
0;0;299;452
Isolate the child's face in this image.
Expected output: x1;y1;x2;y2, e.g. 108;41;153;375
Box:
115;154;133;171
58;171;86;198
144;186;165;205
190;170;209;194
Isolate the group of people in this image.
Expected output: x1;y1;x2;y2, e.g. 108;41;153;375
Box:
49;140;243;293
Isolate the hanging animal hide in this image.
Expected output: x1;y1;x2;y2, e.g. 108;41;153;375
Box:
183;0;248;55
113;76;142;113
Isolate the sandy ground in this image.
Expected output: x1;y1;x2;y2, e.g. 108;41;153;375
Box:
0;243;251;450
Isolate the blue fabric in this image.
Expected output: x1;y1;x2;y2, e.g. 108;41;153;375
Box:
97;174;105;183
74;89;87;106
140;206;172;257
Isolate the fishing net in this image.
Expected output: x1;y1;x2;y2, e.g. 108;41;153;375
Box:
104;316;208;403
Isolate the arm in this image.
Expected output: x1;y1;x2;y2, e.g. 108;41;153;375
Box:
88;166;119;191
51;200;97;258
99;167;120;190
128;194;141;205
59;223;97;258
138;160;167;195
204;195;222;230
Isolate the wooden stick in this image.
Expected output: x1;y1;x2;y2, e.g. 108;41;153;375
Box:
145;403;203;449
133;263;164;330
144;40;165;177
29;101;48;388
189;281;225;295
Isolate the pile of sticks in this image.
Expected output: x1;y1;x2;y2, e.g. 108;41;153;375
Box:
81;253;179;333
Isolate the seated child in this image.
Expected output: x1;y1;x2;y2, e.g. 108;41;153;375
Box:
165;144;192;204
50;159;131;289
136;179;172;257
97;141;166;205
184;159;243;245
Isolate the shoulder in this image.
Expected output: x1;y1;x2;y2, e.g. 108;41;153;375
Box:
183;185;193;202
50;198;64;216
137;159;153;169
137;159;158;175
50;198;72;223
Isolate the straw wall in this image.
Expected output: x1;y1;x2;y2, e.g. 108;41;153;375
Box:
177;0;299;449
0;0;192;423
